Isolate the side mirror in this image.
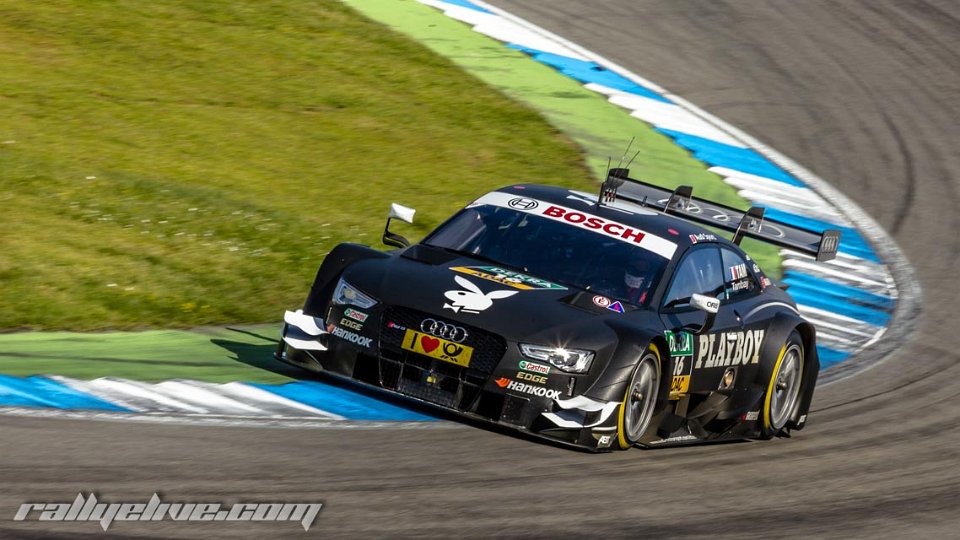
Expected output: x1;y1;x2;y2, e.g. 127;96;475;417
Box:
690;293;719;314
383;203;416;248
686;293;719;334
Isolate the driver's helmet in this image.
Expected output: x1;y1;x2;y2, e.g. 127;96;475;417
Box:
625;252;652;287
624;251;654;299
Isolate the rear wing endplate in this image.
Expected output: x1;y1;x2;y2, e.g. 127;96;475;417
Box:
601;170;840;261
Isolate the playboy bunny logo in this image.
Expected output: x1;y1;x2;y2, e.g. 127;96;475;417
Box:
443;275;518;314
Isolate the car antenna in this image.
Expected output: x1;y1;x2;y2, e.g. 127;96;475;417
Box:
616;136;635;169
623;140;643;170
599;158;627;207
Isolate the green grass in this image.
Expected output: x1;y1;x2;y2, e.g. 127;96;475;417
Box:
0;324;292;382
0;0;782;382
0;0;597;330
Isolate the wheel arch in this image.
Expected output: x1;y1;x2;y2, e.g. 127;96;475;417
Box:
302;243;391;315
790;320;820;430
755;312;820;432
585;329;672;415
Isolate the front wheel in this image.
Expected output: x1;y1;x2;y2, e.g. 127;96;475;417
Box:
760;330;805;438
616;344;661;450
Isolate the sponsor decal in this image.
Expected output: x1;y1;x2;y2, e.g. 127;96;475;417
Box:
730;279;751;292
670;375;689;395
729;263;749;281
744;411;759;421
519;360;550;374
606;300;625;313
695;330;766;369
331;326;373;349
516;371;548;384
665;330;694;357
420;318;468;343
821;232;839;254
761;277;773;288
339;317;363;331
386;321;407;331
508;197;539;210
469;192;677;259
542;205;646;244
450;266;566;291
495;378;561;399
344;308;368;323
752;263;761;274
665;330;694;396
647;434;699;446
596;435;613;448
592;295;611;308
443;275;517;314
402;329;474;367
689;232;718;244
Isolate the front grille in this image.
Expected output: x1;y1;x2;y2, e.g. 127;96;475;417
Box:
377;306;507;411
379;306;506;374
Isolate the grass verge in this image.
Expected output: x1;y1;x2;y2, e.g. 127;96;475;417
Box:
0;0;596;330
0;0;780;382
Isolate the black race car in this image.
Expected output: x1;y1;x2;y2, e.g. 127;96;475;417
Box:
276;169;839;451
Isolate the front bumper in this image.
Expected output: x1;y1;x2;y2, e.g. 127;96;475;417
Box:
277;306;623;451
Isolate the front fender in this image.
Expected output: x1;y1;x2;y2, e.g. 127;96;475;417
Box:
583;325;671;413
302;243;390;316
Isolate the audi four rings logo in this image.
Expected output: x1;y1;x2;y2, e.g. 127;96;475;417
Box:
508;197;538;210
420;319;468;343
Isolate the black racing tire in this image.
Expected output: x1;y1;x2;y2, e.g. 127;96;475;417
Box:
616;343;662;450
759;329;805;439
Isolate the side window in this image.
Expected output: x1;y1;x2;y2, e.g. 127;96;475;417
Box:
663;247;724;308
721;247;760;302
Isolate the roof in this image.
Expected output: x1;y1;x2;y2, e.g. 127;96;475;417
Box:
485;183;737;256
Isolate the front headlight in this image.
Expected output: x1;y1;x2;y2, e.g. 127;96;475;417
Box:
519;343;594;374
331;277;378;309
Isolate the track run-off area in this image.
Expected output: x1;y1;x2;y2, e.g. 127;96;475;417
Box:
3;0;958;538
0;0;906;422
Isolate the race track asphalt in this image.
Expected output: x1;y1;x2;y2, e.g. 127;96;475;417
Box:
3;1;959;537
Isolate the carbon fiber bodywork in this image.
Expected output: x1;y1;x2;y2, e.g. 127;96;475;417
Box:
276;184;821;451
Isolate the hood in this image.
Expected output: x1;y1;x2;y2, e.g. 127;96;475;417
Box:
341;244;656;344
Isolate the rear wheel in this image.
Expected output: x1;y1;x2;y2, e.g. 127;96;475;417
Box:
617;344;661;450
760;330;804;438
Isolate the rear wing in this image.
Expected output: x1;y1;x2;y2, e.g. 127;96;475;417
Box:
601;168;840;262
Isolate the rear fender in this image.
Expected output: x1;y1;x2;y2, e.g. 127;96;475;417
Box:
754;312;819;430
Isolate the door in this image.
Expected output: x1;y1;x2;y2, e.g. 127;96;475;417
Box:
659;245;750;396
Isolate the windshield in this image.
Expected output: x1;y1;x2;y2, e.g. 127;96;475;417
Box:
422;204;669;306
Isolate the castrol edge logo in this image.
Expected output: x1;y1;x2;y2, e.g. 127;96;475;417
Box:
470;192;677;259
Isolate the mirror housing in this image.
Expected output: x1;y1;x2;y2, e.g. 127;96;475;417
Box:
686;293;719;334
383;203;416;248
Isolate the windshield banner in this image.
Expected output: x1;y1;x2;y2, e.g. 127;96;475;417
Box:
469;191;678;259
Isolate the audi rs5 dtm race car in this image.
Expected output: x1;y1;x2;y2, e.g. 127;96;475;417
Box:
276;169;840;451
